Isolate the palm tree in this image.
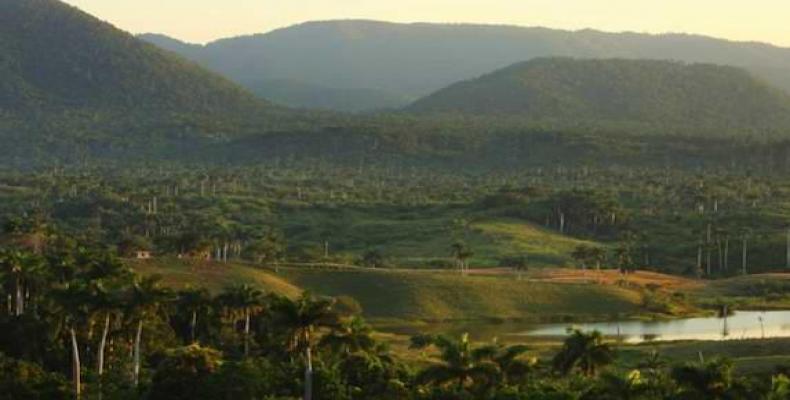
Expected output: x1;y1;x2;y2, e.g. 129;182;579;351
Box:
0;249;43;316
53;282;93;400
127;275;171;387
86;280;120;386
450;242;474;274
320;316;377;355
490;343;535;386
553;329;615;377
217;284;265;356
409;333;499;391
271;293;338;400
671;358;747;399
176;286;212;344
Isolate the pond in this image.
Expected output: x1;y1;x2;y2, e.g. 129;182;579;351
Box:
516;311;790;344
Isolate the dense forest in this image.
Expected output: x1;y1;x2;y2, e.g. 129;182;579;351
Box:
406;58;790;138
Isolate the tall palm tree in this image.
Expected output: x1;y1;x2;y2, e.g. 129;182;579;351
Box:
86;280;121;385
409;333;499;391
127;275;171;387
0;249;44;316
271;292;338;400
450;242;474;274
53;282;93;400
176;286;213;344
217;284;265;357
553;329;615;377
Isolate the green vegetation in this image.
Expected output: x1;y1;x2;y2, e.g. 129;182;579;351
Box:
407;58;790;137
281;268;643;322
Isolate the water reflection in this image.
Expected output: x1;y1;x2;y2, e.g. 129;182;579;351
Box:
518;311;790;343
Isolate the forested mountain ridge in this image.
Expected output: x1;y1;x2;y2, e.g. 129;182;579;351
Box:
0;0;264;113
405;58;790;137
140;20;790;111
0;0;332;165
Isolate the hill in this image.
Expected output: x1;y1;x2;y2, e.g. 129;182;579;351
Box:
0;0;307;164
406;58;790;136
129;259;646;324
140;20;790;111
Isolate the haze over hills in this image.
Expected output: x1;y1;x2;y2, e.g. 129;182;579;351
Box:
140;20;790;112
406;58;790;137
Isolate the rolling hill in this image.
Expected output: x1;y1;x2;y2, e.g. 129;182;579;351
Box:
0;0;312;165
140;20;790;111
406;58;790;136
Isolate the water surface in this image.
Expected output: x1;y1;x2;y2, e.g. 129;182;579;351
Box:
517;311;790;343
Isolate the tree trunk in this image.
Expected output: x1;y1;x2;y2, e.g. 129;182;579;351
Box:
244;309;251;357
742;237;748;275
304;346;313;400
133;320;143;387
71;328;81;400
97;314;110;400
724;238;729;271
15;275;23;316
97;313;110;377
190;310;197;343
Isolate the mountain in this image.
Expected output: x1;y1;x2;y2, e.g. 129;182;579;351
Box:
238;79;410;112
406;58;790;136
140;20;790;112
0;0;310;164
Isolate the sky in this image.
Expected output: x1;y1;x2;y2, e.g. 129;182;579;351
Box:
61;0;790;47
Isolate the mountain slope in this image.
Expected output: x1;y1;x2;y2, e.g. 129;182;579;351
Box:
0;0;265;114
140;20;790;111
406;58;790;136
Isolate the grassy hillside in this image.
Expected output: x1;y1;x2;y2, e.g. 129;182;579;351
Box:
277;203;598;267
280;268;644;322
129;259;648;324
407;58;790;137
130;258;302;297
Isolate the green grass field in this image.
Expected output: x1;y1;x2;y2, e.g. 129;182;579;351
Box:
130;258;302;297
131;258;644;323
279;202;598;268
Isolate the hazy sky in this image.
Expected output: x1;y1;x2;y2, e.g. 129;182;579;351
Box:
62;0;790;47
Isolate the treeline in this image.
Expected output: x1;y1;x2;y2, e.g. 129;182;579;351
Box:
3;237;790;399
4;163;790;275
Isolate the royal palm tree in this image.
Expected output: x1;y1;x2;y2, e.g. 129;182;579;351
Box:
271;292;338;400
450;242;474;274
127;275;171;387
553;329;614;377
176;286;212;344
53;282;93;400
0;249;44;316
217;284;265;356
